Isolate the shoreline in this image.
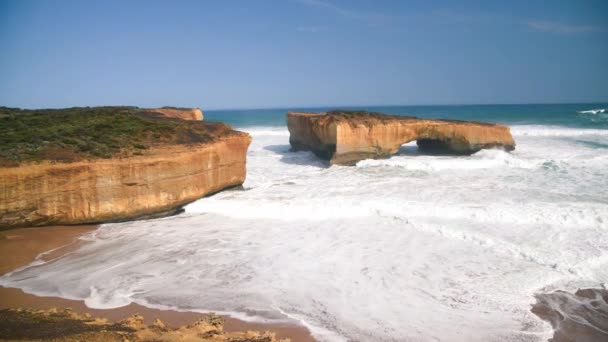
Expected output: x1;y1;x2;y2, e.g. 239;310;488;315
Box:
0;225;315;341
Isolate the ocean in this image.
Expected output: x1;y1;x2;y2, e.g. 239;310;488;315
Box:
2;103;608;341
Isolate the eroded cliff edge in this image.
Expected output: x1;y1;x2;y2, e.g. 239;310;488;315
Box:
288;110;516;165
141;107;204;121
0;106;250;229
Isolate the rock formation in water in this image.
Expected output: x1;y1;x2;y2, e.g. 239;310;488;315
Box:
141;107;204;121
0;107;249;229
532;288;608;342
288;110;516;165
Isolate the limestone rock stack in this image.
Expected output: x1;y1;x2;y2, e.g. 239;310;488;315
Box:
288;111;515;165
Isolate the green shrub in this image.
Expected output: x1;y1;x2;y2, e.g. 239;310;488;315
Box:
0;106;234;165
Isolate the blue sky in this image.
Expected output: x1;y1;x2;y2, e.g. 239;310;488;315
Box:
1;0;606;109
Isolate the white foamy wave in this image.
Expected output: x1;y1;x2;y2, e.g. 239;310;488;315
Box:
578;109;606;114
511;125;608;137
242;127;290;137
84;286;137;309
356;149;538;170
132;298;298;325
185;198;373;220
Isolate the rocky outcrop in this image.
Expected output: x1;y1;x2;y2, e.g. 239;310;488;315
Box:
532;288;608;342
0;309;289;342
0;132;250;229
142;107;204;121
288;111;516;165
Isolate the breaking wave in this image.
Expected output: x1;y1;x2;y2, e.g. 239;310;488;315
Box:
578;109;606;115
357;149;539;170
244;127;290;137
511;125;608;137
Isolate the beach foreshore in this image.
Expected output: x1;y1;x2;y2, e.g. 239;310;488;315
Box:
0;225;315;341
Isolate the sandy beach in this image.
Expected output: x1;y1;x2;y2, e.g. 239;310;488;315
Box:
0;225;315;341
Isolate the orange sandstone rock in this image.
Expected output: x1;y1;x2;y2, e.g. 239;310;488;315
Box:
142;107;204;121
288;111;516;165
0;132;250;229
0;308;288;342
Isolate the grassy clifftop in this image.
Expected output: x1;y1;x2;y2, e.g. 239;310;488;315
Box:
0;106;236;166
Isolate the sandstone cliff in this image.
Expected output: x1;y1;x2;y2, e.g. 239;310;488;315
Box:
288;111;515;165
141;107;203;121
0;132;250;229
0;106;250;229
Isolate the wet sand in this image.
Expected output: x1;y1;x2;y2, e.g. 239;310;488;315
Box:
0;225;315;341
0;225;96;275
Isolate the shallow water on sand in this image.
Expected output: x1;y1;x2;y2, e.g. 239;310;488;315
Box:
2;111;608;341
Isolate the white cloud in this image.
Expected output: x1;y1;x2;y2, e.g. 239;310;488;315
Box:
294;2;500;31
294;0;404;28
295;0;355;18
527;20;603;34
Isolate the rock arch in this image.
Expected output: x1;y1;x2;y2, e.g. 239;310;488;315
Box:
288;111;515;165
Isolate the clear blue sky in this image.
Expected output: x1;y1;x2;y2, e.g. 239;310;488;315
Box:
1;0;606;109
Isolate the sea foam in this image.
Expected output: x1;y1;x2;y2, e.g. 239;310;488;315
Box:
578;108;606;114
511;125;608;137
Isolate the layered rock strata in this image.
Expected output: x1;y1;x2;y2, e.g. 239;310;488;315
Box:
0;127;250;229
288;111;516;165
141;107;203;121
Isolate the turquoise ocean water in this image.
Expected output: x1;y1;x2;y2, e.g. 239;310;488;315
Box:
205;103;608;129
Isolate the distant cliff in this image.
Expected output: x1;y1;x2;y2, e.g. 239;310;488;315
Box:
0;106;250;229
288;110;515;165
141;107;203;121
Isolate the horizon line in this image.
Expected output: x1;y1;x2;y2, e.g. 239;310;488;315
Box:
204;101;608;111
3;100;607;112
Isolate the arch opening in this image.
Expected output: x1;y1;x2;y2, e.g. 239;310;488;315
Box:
397;139;478;156
416;138;474;155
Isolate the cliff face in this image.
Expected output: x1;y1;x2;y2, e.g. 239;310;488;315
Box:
288;111;516;165
142;108;204;121
0;133;250;229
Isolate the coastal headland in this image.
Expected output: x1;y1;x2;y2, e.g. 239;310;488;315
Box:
0;106;250;229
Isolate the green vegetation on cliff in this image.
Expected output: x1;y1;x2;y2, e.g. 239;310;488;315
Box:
0;106;233;166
